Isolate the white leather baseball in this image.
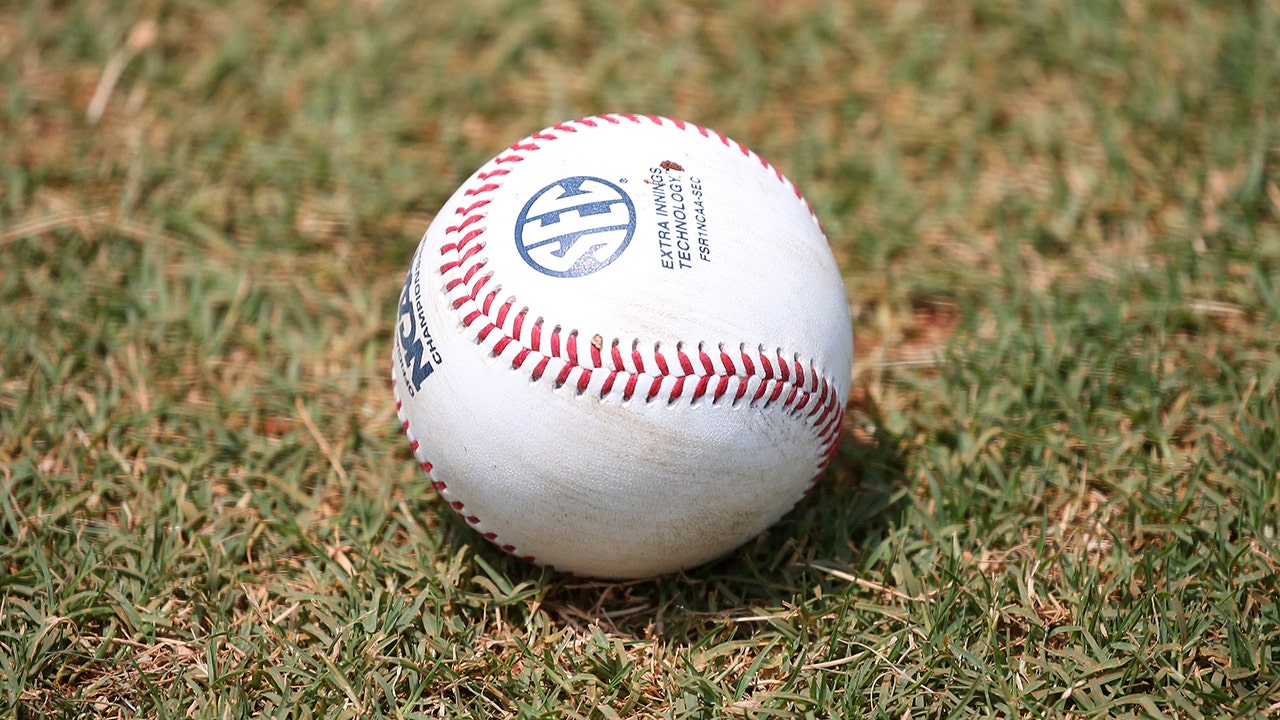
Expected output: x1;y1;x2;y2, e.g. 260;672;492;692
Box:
393;114;853;579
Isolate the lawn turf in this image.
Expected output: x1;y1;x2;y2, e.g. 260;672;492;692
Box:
1;0;1278;717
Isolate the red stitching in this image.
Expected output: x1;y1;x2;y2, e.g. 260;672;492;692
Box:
531;356;550;381
550;326;562;357
589;337;602;367
555;363;573;387
811;398;835;429
693;375;711;401
459;227;485;248
752;382;768;403
458;241;483;265
512;308;527;340
677;348;694;374
784;386;800;408
465;183;500;196
808;381;831;419
793;391;811;415
816;407;842;442
446;214;483;234
767;382;786;405
668;376;686;401
654;350;670;375
566;331;579;365
457;199;491;215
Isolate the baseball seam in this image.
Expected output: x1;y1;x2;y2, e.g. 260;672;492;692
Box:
395;113;846;568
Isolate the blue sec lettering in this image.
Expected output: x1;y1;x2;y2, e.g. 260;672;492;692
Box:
515;176;637;277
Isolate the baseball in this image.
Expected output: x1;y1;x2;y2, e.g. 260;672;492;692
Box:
393;114;853;579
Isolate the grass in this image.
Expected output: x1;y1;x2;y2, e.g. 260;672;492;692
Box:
1;0;1278;717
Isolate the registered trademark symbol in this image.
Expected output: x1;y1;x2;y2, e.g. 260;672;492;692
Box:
619;178;627;183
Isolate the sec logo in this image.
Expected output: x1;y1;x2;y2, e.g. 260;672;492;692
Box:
515;176;636;278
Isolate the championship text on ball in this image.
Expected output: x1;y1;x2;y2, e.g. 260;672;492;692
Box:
397;266;443;395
